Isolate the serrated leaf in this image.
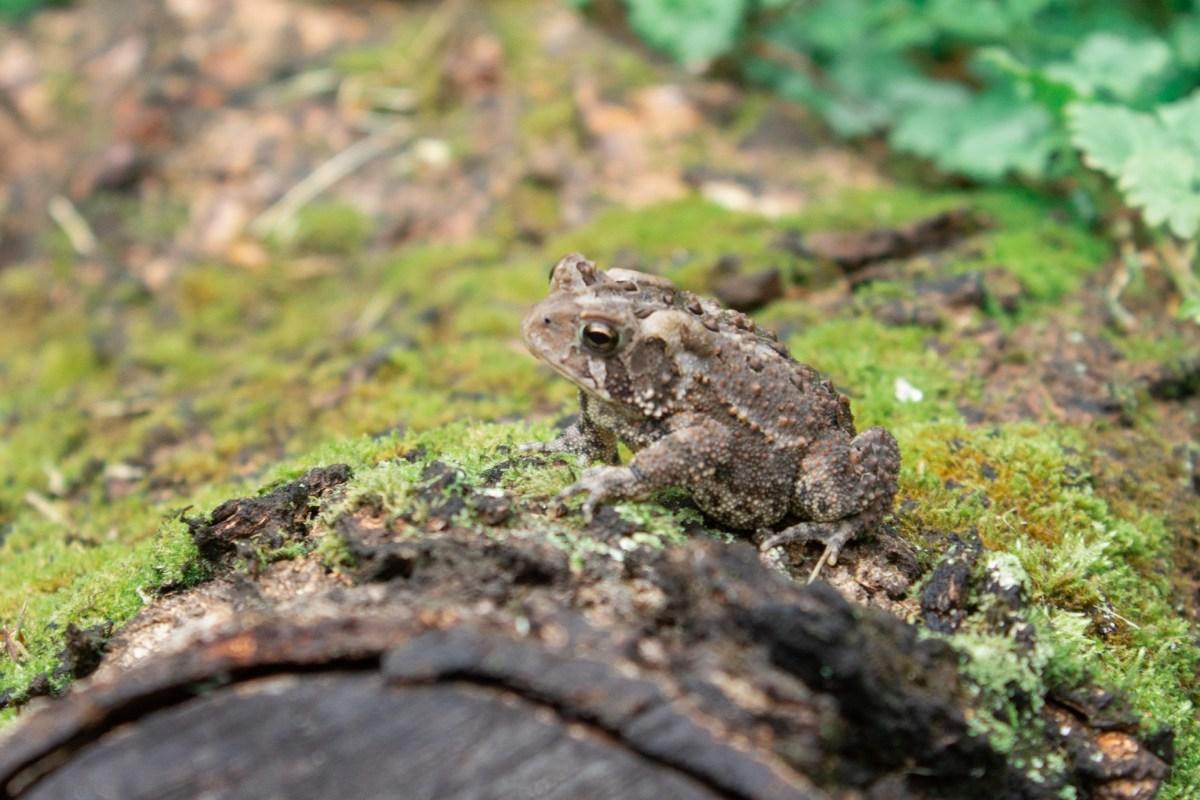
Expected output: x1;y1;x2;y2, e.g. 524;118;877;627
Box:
886;74;973;110
820;94;893;137
1158;90;1200;153
1178;295;1200;325
816;52;921;136
1118;149;1200;238
624;0;748;66
1169;13;1200;68
789;0;934;52
769;68;821;105
941;99;1055;180
891;91;1054;180
928;0;1011;40
1046;33;1172;101
978;47;1078;114
1003;0;1053;22
1066;103;1164;178
888;84;971;157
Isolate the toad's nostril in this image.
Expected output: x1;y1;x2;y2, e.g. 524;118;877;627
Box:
543;317;551;325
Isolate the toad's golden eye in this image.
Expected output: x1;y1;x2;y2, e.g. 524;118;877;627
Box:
580;321;619;354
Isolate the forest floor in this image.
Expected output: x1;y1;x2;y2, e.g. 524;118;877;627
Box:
0;0;1198;796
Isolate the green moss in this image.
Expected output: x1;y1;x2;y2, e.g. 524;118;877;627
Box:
519;97;578;140
954;628;1046;753
0;513;204;700
787;315;975;426
306;418;716;571
1110;330;1192;363
545;186;1108;315
494;181;564;241
314;528;357;570
290;201;374;255
896;420;1199;794
550;197;783;282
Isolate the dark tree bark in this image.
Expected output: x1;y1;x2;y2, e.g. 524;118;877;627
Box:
0;469;1168;800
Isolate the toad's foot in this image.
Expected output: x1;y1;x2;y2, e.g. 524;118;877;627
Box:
758;519;859;584
554;465;642;523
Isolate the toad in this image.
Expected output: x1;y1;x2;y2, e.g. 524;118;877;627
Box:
523;254;900;578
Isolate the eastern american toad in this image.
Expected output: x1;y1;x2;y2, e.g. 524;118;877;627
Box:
523;254;900;576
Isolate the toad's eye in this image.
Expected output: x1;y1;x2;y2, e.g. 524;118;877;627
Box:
580;321;619;354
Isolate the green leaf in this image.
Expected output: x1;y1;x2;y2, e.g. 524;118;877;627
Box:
1168;13;1200;69
1179;295;1200;325
1117;149;1200;239
891;91;1055;180
1044;33;1172;102
624;0;748;65
1066;103;1163;178
978;47;1078;115
820;52;916;135
888;84;972;156
787;0;933;53
1158;90;1200;153
1003;0;1054;23
927;0;1013;40
0;0;69;20
942;98;1056;180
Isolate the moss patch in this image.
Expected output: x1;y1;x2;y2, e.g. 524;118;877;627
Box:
896;421;1198;793
289;201;374;255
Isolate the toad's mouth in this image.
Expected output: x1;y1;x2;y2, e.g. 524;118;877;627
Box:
523;331;611;402
539;348;611;400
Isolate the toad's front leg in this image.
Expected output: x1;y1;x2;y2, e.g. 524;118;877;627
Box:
522;391;619;466
556;417;732;521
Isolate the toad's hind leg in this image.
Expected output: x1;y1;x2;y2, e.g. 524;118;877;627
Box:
759;427;900;581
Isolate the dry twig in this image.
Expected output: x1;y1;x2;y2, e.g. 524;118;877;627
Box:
48;195;99;257
250;123;412;240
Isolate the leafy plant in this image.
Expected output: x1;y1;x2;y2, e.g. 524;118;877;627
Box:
586;0;1200;321
0;0;70;21
624;0;749;65
1071;95;1200;235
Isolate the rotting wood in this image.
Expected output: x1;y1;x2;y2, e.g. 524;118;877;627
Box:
0;530;1169;799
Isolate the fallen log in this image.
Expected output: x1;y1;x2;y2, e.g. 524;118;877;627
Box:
0;468;1168;799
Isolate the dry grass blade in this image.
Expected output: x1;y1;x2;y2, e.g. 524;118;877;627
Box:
250;123;412;240
48;195;99;257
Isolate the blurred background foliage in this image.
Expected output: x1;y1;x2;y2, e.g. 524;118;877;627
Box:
579;0;1200;320
0;0;67;21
